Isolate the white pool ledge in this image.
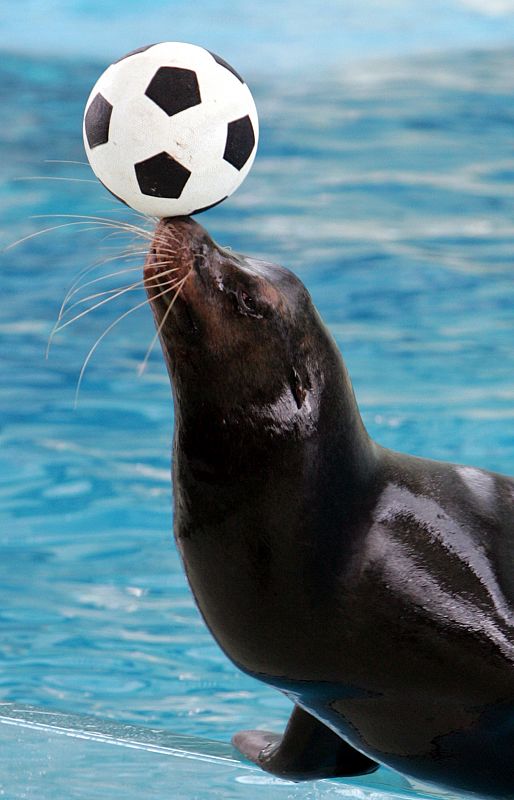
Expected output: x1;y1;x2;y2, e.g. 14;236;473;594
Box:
0;703;453;799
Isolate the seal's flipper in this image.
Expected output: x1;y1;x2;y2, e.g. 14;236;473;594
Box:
232;705;378;782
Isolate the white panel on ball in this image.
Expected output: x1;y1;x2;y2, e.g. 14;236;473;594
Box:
83;42;259;217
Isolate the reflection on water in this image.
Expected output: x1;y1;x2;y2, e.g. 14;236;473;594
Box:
1;46;514;742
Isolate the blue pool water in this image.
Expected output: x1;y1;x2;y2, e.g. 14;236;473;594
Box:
4;0;514;71
1;39;514;765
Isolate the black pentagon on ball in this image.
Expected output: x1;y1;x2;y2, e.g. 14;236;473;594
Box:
223;115;255;171
209;51;244;83
134;151;191;198
84;93;113;149
145;67;201;116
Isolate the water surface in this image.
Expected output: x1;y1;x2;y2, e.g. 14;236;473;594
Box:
1;46;514;746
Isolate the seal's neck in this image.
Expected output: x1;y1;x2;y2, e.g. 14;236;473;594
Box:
170;340;379;676
319;345;376;487
172;335;377;527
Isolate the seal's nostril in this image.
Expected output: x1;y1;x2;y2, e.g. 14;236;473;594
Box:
193;252;206;280
193;253;201;272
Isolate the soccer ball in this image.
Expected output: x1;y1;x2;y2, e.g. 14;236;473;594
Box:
83;42;259;217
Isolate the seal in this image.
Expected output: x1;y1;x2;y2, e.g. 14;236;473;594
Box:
144;216;514;797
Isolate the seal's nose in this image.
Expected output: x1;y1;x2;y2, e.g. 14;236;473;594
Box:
159;215;207;246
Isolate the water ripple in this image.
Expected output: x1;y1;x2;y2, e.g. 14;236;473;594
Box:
1;46;514;738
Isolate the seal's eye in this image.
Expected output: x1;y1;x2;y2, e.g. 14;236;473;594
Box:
241;291;257;312
237;290;263;318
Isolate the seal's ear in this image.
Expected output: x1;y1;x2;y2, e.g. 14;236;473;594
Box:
290;367;307;409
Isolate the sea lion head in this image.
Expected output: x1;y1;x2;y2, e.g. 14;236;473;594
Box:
143;215;375;508
144;216;355;440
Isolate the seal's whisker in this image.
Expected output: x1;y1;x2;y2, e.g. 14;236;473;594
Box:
61;260;145;309
29;216;155;251
138;269;192;377
64;279;147;314
59;251;151;316
5;222;125;251
96;217;176;252
51;270;180;337
49;280;149;344
13;176;98;184
67;250;179;300
107;205;159;227
75;246;149;269
44;159;91;166
87;206;159;229
48;269;180;359
5;220;152;252
73;277;185;408
89;231;182;268
57;240;178;333
64;265;181;316
96;231;153;247
31;213;153;239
